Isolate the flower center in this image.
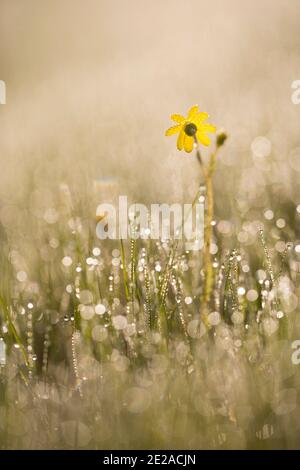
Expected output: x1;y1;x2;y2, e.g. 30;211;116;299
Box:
184;122;197;136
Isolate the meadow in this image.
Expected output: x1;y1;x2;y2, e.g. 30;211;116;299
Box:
0;118;300;449
0;0;300;451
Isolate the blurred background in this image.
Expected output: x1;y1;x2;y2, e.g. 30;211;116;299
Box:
1;0;300;207
0;0;300;257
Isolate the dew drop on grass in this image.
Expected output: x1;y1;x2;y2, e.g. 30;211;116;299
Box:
231;311;244;325
112;315;127;330
237;287;246;296
263;318;279;336
275;241;286;253
92;325;108;342
95;303;106;315
246;289;258;302
62;256;72;267
276;218;286;229
80;305;94;320
264;209;274;220
208;311;221;326
251;136;271;158
242;264;250;273
112;257;120;267
92;247;101;256
17;271;27;282
79;290;93;304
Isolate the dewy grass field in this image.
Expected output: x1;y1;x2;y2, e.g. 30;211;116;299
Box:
0;0;300;452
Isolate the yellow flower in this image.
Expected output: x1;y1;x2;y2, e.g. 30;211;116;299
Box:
165;105;216;153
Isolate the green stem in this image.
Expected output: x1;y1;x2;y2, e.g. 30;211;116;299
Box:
203;173;214;305
0;294;29;367
120;239;130;302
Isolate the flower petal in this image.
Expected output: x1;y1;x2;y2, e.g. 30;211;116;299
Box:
177;129;185;150
194;112;209;124
197;131;211;146
165;125;181;136
201;123;216;133
184;136;194;153
187;105;199;119
171;114;185;123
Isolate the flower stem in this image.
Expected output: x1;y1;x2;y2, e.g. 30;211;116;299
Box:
203;173;214;305
194;139;218;315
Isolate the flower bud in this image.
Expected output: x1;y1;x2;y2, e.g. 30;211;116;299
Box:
216;129;228;147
